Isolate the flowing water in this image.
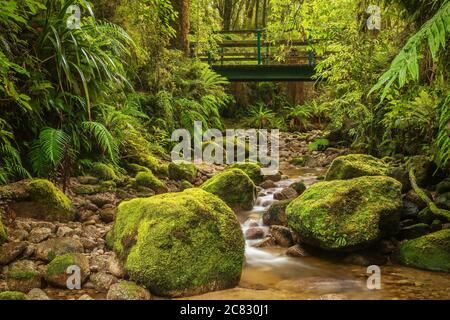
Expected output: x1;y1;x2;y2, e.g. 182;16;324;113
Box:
188;167;450;300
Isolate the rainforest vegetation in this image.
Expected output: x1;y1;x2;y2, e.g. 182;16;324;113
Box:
0;0;449;301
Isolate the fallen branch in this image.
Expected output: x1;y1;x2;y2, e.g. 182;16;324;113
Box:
409;169;450;221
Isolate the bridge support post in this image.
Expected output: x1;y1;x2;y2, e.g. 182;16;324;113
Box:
257;29;261;65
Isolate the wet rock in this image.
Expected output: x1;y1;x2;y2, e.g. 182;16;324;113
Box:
99;205;115;223
263;200;290;226
27;288;50;300
286;176;402;251
0;242;27;265
273;187;297;200
45;253;90;288
87;193;115;208
286;244;310;257
244;227;265;240
35;237;84;262
6;260;42;292
398;229;450;272
28;227;52;244
401;200;419;219
253;236;276;248
435;192;450;210
263;172;282;182
90;272;118;293
259;180;276;189
269;225;294;247
107;281;151;300
289;181;306;195
399;223;431;240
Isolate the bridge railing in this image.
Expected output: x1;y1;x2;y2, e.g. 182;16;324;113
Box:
191;29;318;67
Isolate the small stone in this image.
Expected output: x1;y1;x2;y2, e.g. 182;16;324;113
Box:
27;288;50;300
244;227;265;240
9;229;28;241
99;206;115;223
273;187;298;200
259;180;276;189
253;236;276;248
269;225;294;247
0;242;27;265
6;260;42;292
286;244;310;257
56;226;75;237
78;294;94;300
35;237;84;262
90;272;118;293
107;281;151;300
28;227;52;244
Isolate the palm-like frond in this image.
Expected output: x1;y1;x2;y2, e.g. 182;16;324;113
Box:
370;0;450;98
82;121;118;163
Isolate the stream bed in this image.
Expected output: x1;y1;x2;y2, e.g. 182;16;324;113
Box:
187;167;450;300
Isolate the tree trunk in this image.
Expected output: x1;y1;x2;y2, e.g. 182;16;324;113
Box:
170;0;190;55
223;0;233;30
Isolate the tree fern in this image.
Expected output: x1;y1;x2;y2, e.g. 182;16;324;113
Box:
369;0;450;99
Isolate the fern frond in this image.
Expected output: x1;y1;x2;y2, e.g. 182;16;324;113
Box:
82;121;119;163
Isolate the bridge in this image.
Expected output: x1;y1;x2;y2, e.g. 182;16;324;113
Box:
192;30;319;82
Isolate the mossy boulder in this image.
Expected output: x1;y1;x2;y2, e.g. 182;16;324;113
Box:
91;162;118;181
45;253;90;288
0;218;6;244
72;185;100;195
325;154;389;181
19;179;74;222
263;199;291;226
168;162;197;183
228;162;263;184
286;176;402;251
201;168;256;210
107;281;151;300
134;171;167;193
6;260;41;292
110;188;245;297
398;229;450;272
0;291;29;300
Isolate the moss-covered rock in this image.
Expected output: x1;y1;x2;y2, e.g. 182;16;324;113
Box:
325;154;389;181
290;181;306;195
0;291;29;300
286;176;402;251
436;180;450;195
399;223;431;240
0;218;6;244
228;162;263;184
201;168;256;210
134;171;167;193
168;162;197;183
72;185;100;195
90;162;118;181
290;156;309;167
435;192;450;210
110;188;244;297
24;179;74;222
6;260;41;292
107;281;151;300
180;180;194;190
45;253;90;288
398;229;450;272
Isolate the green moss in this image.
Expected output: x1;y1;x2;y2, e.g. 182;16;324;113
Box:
263;199;291;226
46;254;76;277
0;218;6;244
26;179;74;221
111;188;244;297
99;180;117;191
0;291;29;300
91;162;118;181
308;138;329;151
134;171;165;191
126;163;152;175
398;229;450;272
72;185;99;195
228;162;263;184
286;176;402;251
180;180;194;190
290;181;306;194
290;156;309;166
168;162;197;183
105;231;114;250
325;154;389;181
201;168;256;210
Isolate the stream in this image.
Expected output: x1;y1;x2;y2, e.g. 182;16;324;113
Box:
187;166;450;300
